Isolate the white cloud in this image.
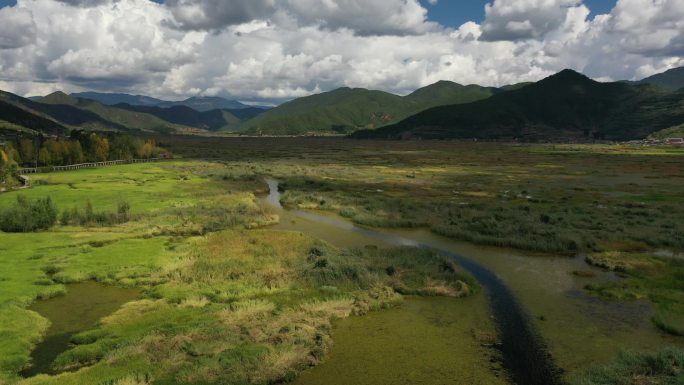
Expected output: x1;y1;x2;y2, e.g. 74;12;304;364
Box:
0;7;37;49
165;0;276;31
0;0;682;104
281;0;439;35
165;0;438;36
606;0;684;56
481;0;584;41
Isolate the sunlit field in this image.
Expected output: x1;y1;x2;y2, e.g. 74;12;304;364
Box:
1;139;683;385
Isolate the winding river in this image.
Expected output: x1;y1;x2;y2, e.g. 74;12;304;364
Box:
265;179;561;385
264;178;677;384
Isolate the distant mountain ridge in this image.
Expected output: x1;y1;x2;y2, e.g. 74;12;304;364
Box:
0;90;266;135
241;81;497;135
70;92;253;111
635;67;684;92
71;92;165;107
352;69;684;141
3;66;683;140
112;103;264;131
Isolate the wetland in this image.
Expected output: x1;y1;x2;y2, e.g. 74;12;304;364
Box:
1;138;683;385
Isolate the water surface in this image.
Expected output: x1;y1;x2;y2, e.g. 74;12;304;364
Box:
264;178;681;381
266;179;562;385
21;281;140;377
293;296;508;385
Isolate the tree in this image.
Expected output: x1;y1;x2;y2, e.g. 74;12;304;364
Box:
19;139;34;165
66;141;85;164
38;147;50;166
0;148;18;184
93;137;110;161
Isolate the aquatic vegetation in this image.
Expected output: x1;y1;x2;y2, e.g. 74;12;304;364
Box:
571;347;684;385
584;251;684;336
162;137;684;255
0;161;478;385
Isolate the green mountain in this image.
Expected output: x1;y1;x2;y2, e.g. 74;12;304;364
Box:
71;92;165;107
70;92;252;111
0;97;68;135
40;92;181;133
0;89;267;136
241;81;495;135
405;81;496;106
648;124;684;140
352;70;684;141
0;90;119;133
637;67;684;92
112;104;266;131
156;96;250;112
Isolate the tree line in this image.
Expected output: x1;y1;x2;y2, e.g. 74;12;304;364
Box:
0;147;19;186
1;131;166;170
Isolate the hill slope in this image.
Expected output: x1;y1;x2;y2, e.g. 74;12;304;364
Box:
70;92;251;112
1;90;123;133
156;96;250;112
40;92;180;133
241;82;495;135
637;67;684;92
352;70;684;141
71;92;165;107
0;98;68;135
112;103;261;131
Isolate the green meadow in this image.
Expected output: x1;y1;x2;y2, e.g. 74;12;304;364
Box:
1;140;683;384
0;160;478;385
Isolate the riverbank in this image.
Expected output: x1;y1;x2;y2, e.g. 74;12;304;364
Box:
0;161;490;385
264;179;682;382
2;139;683;384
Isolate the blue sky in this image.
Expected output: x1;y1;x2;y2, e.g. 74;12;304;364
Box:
1;0;679;101
0;0;619;27
421;0;617;27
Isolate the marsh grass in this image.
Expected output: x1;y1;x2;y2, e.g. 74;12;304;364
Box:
584;251;684;336
36;231;472;385
4;139;684;384
571;347;684;385
0;160;479;385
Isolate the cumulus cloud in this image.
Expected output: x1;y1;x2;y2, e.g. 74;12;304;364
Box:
165;0;275;31
0;0;682;104
165;0;438;36
481;0;584;41
281;0;439;35
54;0;116;7
0;6;37;49
606;0;684;56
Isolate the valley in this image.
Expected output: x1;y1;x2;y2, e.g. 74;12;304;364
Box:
2;1;684;384
1;139;682;385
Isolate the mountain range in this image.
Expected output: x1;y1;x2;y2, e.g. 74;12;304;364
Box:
1;66;683;140
241;82;498;135
634;67;684;92
0;91;267;135
71;92;253;111
353;70;684;141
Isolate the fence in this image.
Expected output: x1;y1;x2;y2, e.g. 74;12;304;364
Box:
19;157;171;174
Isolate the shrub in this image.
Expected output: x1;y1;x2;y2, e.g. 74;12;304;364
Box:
572;348;684;385
0;195;57;232
60;200;132;227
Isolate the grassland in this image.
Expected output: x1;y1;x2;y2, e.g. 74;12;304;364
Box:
571;347;684;385
159;137;684;339
0;161;477;385
584;251;684;336
3;138;684;384
162;137;684;255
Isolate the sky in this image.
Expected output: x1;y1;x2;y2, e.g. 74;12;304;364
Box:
0;0;682;104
